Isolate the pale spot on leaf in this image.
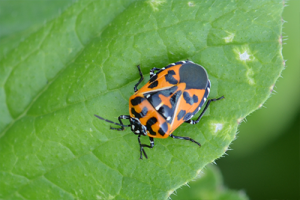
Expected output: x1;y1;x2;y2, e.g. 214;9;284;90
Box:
223;32;235;43
188;1;195;7
233;46;256;85
239;51;250;61
246;68;255;85
147;0;166;11
211;123;223;133
234;46;254;62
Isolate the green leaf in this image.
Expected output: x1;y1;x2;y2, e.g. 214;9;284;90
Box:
172;164;249;200
0;0;284;199
228;0;300;157
0;0;76;60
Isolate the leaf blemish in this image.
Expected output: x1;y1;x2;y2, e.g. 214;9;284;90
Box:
234;46;254;62
188;1;195;7
246;67;255;85
147;0;166;11
223;31;235;43
239;51;251;61
234;46;256;85
211;123;223;133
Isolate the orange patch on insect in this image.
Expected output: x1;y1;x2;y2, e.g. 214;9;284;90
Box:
158;94;172;108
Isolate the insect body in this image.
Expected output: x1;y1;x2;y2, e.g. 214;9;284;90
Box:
95;60;224;159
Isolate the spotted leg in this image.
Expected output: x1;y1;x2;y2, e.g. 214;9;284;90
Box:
149;67;161;78
134;65;144;92
138;136;154;159
110;115;131;131
169;134;201;147
185;96;225;125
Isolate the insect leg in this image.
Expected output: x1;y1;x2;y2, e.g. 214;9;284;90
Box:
134;65;144;92
110;115;131;131
138;136;154;159
169;134;201;147
185;96;225;125
149;67;161;78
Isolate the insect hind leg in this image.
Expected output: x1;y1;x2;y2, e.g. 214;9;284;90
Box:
185;96;225;125
169;134;201;147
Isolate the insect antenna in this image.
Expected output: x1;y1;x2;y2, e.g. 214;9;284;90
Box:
94;114;130;127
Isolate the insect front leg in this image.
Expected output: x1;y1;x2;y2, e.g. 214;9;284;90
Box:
110;115;131;131
185;96;225;125
134;65;144;92
138;136;154;159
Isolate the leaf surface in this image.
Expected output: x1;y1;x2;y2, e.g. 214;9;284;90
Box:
0;0;284;199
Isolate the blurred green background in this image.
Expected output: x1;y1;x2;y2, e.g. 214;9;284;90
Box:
175;0;300;199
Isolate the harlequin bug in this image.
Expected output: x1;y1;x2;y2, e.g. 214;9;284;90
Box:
95;60;224;159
